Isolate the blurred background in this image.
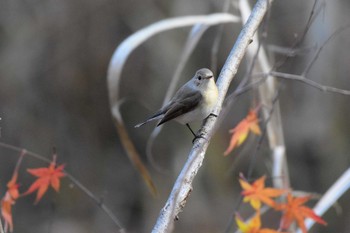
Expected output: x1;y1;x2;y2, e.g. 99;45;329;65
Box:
0;0;350;232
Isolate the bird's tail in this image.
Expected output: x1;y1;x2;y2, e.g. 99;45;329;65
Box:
134;113;163;128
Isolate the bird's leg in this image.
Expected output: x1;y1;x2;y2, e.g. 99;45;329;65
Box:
186;123;206;144
191;113;218;143
186;123;197;137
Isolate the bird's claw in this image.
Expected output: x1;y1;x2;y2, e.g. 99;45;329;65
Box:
192;133;206;144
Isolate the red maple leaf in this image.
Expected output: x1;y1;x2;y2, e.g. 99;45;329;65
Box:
278;193;327;233
239;175;286;210
224;108;261;156
24;156;65;204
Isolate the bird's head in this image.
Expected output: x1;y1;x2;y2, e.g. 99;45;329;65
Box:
193;68;214;88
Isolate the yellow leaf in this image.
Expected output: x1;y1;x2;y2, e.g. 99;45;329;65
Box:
240;176;286;210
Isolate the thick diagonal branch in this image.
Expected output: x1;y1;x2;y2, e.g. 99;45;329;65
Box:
151;0;273;232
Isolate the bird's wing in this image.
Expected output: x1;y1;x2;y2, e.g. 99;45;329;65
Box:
157;89;202;126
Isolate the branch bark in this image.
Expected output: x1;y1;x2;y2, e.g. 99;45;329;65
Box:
151;0;273;232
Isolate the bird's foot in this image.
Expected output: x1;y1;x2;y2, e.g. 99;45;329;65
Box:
192;133;206;144
209;113;218;118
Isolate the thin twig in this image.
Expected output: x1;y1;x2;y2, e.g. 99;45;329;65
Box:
211;0;231;75
274;0;324;70
302;24;350;76
247;88;280;178
300;0;320;41
268;71;350;95
267;44;316;57
65;174;126;233
0;142;126;233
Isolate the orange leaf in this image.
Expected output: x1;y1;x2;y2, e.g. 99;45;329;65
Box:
1;152;24;232
278;193;327;233
24;156;65;204
1;193;15;232
224;109;261;156
7;172;20;201
239;176;286;210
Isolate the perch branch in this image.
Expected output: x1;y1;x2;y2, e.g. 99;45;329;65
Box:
151;0;273;232
107;13;239;196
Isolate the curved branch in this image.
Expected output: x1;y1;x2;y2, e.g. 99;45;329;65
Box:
151;1;273;232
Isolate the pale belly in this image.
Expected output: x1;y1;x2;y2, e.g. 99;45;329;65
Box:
175;88;218;124
174;103;212;124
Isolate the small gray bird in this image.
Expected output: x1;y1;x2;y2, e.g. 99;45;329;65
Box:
135;68;218;138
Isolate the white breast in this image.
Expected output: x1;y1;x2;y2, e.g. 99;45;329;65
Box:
175;81;218;124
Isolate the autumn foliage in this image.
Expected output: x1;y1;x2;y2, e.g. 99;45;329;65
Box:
235;211;286;233
239;175;286;210
278;194;327;233
1;170;20;232
1;153;65;232
0;109;329;233
237;175;327;233
224;108;261;156
225;108;327;233
24;156;65;204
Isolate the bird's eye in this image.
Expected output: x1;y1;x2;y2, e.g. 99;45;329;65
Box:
198;76;202;80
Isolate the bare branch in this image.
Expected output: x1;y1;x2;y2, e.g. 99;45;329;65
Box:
274;0;325;70
151;0;273;232
269;71;350;95
211;0;231;75
299;167;350;233
302;24;350;76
